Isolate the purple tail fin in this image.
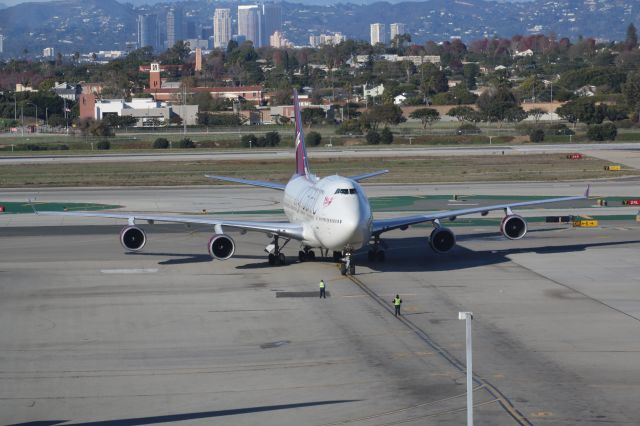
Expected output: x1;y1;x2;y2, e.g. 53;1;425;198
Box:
293;90;310;177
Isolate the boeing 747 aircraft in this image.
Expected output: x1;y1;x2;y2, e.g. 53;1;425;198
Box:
36;90;589;275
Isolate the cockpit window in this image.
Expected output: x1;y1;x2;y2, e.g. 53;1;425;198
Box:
334;188;357;194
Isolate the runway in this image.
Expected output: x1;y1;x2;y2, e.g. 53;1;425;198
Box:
1;183;640;425
1;142;639;167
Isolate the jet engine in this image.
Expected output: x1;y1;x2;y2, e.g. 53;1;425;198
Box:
429;227;456;253
208;234;235;260
120;226;146;251
501;215;527;240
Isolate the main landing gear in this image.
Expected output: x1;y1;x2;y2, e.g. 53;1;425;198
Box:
367;235;386;262
266;236;289;266
298;247;317;262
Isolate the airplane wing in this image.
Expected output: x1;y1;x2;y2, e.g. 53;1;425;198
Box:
35;210;304;239
205;175;286;190
348;169;389;182
372;187;590;236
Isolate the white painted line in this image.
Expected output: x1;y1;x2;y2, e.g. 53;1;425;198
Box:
100;268;159;274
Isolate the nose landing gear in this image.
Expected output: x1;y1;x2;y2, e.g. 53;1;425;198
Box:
298;247;316;262
339;250;356;275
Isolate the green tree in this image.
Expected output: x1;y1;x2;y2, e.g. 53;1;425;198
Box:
301;107;326;126
447;106;475;122
366;130;381;145
587;124;616;141
476;87;522;123
263;131;281;147
153;138;169;149
361;104;405;130
527;108;547;124
241;134;258;147
462;63;480;89
178;138;195;148
306;131;322;146
622;71;640;114
529;128;545;142
380;127;394;144
410;108;440;129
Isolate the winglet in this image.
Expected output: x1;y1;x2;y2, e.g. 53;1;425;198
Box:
584;185;591;198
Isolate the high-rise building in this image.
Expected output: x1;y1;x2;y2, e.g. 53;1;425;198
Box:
137;14;160;52
261;3;282;47
0;34;4;54
390;23;406;40
370;23;386;45
42;47;55;58
238;5;261;47
166;7;184;48
213;8;231;49
270;31;291;48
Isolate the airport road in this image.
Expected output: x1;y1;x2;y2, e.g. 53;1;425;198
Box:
1;221;639;425
0;142;639;165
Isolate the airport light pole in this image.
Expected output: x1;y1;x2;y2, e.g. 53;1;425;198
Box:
459;311;474;426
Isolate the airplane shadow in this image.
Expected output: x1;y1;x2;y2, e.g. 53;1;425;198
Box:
9;400;358;426
126;252;265;265
357;236;640;274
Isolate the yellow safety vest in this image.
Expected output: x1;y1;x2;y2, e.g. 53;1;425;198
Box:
319;281;325;289
394;297;401;306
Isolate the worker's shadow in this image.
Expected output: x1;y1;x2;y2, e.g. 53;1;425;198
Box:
357;232;640;274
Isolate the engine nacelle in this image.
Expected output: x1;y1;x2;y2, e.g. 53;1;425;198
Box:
120;226;146;251
429;227;456;253
501;215;527;240
208;234;235;260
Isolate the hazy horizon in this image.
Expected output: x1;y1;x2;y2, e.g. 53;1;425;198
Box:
0;0;535;7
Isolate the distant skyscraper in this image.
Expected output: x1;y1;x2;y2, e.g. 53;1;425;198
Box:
42;47;55;58
0;34;4;54
370;23;386;45
238;5;261;47
390;23;406;40
137;14;160;51
166;7;184;48
213;8;232;49
261;3;282;47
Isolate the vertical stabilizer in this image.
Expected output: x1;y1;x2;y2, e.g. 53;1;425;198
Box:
293;89;311;177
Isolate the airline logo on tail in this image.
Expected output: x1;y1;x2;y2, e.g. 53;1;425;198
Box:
293;90;310;177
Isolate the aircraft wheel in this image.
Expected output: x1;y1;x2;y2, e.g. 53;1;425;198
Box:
278;253;286;265
307;250;316;261
268;253;276;266
298;251;306;262
349;264;356;275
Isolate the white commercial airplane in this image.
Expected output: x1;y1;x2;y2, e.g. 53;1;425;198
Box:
36;90;589;275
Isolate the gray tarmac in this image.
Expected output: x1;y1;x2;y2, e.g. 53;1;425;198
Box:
1;184;640;425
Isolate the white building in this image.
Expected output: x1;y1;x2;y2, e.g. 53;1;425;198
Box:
390;23;406;40
0;34;4;54
93;98;199;127
213;8;231;49
370;23;386;45
364;84;384;98
270;31;292;48
354;54;440;67
309;32;346;47
42;47;55;58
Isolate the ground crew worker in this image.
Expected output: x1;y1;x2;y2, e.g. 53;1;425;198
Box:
393;294;402;316
319;279;326;299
